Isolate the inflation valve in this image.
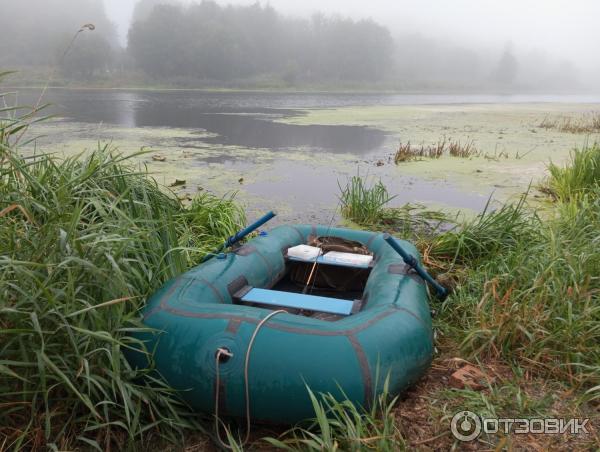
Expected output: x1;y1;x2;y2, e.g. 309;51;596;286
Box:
215;347;233;363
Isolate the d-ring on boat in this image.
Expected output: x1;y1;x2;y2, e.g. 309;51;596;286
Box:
127;212;446;424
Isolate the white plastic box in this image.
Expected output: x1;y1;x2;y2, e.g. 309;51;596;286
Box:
287;244;322;261
321;251;373;267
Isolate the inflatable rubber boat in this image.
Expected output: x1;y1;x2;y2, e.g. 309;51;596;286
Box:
128;218;439;424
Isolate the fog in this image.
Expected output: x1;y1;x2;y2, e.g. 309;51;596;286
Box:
3;0;599;91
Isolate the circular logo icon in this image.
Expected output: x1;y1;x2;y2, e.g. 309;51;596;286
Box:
451;411;482;441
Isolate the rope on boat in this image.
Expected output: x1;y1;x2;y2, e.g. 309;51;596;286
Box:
214;309;288;449
302;201;341;295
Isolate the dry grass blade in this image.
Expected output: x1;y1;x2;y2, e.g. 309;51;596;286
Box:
0;204;37;224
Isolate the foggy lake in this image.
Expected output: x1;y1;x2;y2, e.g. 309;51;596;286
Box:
20;88;600;223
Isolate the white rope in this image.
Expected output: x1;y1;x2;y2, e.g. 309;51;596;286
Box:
214;309;287;449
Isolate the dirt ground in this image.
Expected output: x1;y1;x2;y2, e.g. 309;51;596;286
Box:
395;353;599;451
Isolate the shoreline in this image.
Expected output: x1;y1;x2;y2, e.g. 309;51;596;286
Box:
6;84;600;100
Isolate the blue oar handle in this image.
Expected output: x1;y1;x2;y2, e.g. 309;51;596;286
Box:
224;211;276;248
383;234;448;300
202;211;276;263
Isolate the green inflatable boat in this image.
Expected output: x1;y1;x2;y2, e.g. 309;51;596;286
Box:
128;222;435;424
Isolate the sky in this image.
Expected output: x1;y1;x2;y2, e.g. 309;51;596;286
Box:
103;0;600;74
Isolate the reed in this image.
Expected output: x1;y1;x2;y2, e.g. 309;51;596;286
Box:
448;139;477;158
394;141;414;163
539;113;600;134
339;175;395;225
394;138;479;163
545;144;600;202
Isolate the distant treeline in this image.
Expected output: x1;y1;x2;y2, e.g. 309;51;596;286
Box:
129;2;393;84
0;0;580;90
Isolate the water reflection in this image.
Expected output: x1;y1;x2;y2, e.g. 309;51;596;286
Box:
113;92;140;129
21;89;387;154
183;115;384;153
236;159;492;225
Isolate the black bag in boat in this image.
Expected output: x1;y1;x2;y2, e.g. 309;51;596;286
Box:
289;236;372;292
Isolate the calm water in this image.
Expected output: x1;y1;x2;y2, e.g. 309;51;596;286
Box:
20;89;390;154
17;89;600;154
15;88;600;222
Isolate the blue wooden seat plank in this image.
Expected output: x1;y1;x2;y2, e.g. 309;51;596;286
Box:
286;254;372;269
241;288;354;316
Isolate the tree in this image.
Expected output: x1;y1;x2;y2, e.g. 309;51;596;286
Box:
61;33;113;80
131;0;179;24
492;43;518;86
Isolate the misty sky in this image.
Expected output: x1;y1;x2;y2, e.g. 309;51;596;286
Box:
104;0;600;72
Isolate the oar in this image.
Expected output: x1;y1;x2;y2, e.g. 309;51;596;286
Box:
383;234;448;300
202;211;276;263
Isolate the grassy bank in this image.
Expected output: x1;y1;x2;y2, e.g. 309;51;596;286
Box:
341;148;599;391
0;69;449;94
337;148;599;448
0;120;246;449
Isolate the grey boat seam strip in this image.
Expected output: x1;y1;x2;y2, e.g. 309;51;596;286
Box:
197;276;227;304
153;304;429;337
365;233;380;249
226;318;242;334
254;248;275;282
289;226;306;242
347;334;373;407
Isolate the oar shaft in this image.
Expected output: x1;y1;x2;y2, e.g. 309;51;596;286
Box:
225;211;276;248
202;211;276;263
383;234;448;299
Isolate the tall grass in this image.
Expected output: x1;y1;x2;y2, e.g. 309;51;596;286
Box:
339;159;600;398
0;140;245;449
378;204;449;240
430;160;600;392
438;197;599;388
545;144;600;202
429;195;538;266
264;378;404;451
339;175;395;225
